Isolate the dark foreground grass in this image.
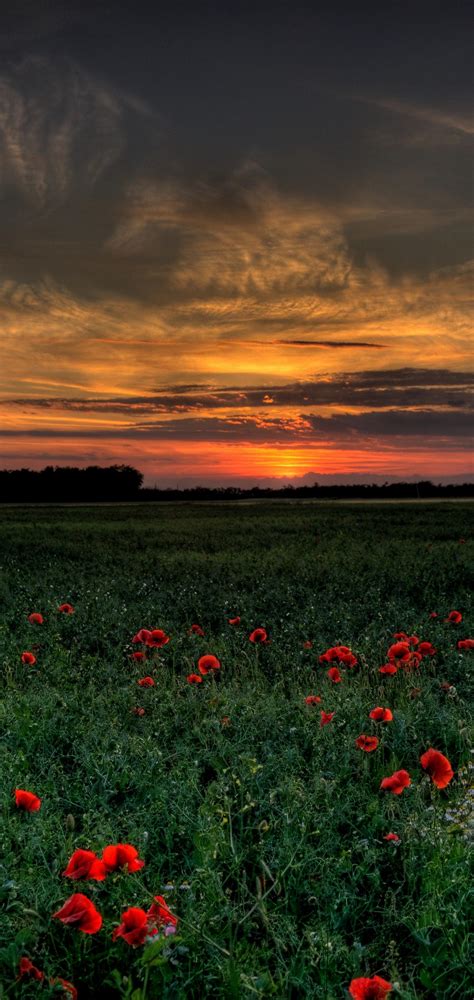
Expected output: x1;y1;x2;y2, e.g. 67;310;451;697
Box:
0;502;473;999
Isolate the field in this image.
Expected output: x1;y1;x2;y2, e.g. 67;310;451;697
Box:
0;501;472;1000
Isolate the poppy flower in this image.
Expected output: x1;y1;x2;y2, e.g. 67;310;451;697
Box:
348;975;392;999
187;673;203;684
50;978;78;999
429;611;438;619
62;849;106;881
112;906;150;946
369;707;393;723
303;641;313;649
387;641;411;661
101;843;145;873
53;893;102;934
327;666;342;683
132;706;145;716
147;894;178;932
392;631;408;640
383;833;400;843
189;624;205;636
379;663;397;676
132;628;152;644
132;651;146;662
420;748;454;789
407;635;419;646
58;603;74;614
28;612;43;625
380;769;411;795
228;616;241;625
418;641;436;657
15;789;41;812
305;694;322;705
249;628;268;643
446;610;462;624
355;734;379;752
21;651;36;665
402;651;422;671
146;628;170;647
319;645;357;668
320;711;335;727
137;676;155;687
457;638;474;650
197;654;221;675
18;957;44;981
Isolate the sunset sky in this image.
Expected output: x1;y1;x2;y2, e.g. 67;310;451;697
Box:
1;1;472;485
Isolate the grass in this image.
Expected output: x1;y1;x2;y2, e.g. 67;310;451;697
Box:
0;501;472;999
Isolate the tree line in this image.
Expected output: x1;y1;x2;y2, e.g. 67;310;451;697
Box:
0;466;473;502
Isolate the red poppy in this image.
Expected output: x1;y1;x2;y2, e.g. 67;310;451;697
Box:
303;640;313;649
369;707;393;723
132;628;152;644
147;894;178;932
319;645;357;668
457;638;474;650
249;628;268;643
198;654;221;675
355;734;379;752
28;612;44;625
228;616;241;625
387;641;411;661
383;833;400;843
327;666;342;683
58;603;74;614
146;629;170;647
53;893;102;933
187;673;203;684
101;843;145;873
189;624;205;636
132;706;146;716
380;769;411;795
429;611;438;618
113;906;150;946
50;977;78;999
379;663;397;676
21;651;36;665
446;610;462;624
418;641;436;657
305;694;322;705
62;849;106;881
18;957;44;981
137;676;155;687
15;789;41;812
392;631;408;640
320;711;335;727
407;635;419;646
132;651;146;661
420;748;454;789
348;975;392;999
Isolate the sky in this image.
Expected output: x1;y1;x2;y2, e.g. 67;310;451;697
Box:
1;0;472;485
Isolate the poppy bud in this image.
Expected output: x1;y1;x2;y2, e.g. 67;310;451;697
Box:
66;813;75;832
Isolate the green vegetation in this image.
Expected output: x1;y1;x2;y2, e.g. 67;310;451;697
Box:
0;502;473;999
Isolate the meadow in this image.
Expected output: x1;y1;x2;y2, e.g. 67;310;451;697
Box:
0;501;472;1000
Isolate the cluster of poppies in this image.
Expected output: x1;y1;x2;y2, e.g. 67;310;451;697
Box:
52;891;177;946
18;958;77;998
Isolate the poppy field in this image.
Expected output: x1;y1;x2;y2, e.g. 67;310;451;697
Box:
0;501;473;999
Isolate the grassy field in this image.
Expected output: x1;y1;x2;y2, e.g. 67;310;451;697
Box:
0;502;472;999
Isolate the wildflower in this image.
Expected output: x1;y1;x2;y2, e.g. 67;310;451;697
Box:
21;651;36;665
383;833;400;843
187;673;203;684
132;651;146;661
132;628;152;644
319;645;357;668
197;654;221;675
112;907;150;946
53;893;102;933
446;610;462;624
18;958;44;981
407;635;419;646
101;843;145;873
380;770;411;795
355;734;379;752
327;666;342;683
137;676;155;687
147;894;178;933
392;631;408;640
320;711;335;727
228;616;241;625
387;641;411;662
63;849;106;881
369;707;393;722
189;624;205;636
305;694;322;705
348;975;392;999
458;638;474;650
15;789;41;812
379;663;397;675
420;748;454;789
28;612;43;625
418;641;436;656
429;611;438;619
50;978;78;999
58;603;74;614
303;640;313;649
132;706;145;716
147;628;170;647
249;628;268;643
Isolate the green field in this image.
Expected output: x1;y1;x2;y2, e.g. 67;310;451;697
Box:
0;502;473;999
